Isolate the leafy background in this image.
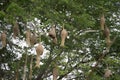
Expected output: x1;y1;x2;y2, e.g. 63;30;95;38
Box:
0;0;120;80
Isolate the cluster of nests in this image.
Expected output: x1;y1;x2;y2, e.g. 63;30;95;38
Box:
0;22;68;79
25;25;68;68
0;22;68;68
100;13;112;78
100;13;111;48
0;14;112;78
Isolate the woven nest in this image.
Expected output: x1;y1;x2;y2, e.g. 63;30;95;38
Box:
60;28;68;47
26;30;31;39
35;44;44;68
30;34;37;46
104;69;112;78
36;44;44;55
1;32;6;47
100;14;105;30
13;22;20;38
53;66;58;80
26;30;31;46
49;27;56;39
103;26;110;38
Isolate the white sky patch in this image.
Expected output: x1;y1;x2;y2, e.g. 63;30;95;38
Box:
1;63;10;70
11;35;49;60
67;72;76;80
19;39;28;49
78;50;84;53
46;75;53;80
16;52;22;59
112;28;120;32
11;37;20;45
91;62;97;67
78;70;83;73
0;41;2;49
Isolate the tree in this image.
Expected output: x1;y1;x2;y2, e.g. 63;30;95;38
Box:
0;0;120;80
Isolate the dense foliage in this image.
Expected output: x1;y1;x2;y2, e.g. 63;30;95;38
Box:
0;0;120;80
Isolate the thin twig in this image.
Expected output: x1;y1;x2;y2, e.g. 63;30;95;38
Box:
23;51;28;80
29;55;33;80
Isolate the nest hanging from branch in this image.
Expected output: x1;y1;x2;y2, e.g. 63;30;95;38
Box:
104;26;110;38
1;31;6;48
104;68;112;78
30;34;37;46
35;43;44;68
60;27;68;47
26;29;31;39
104;26;111;48
100;13;105;30
53;65;58;80
13;22;20;38
53;37;57;44
48;26;57;44
26;30;31;47
49;26;56;39
105;37;111;48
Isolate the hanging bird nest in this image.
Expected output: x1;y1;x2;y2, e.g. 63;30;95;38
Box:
60;27;68;47
49;26;56;39
53;65;58;80
104;26;111;49
13;22;20;38
53;37;57;44
100;13;105;30
1;31;6;47
26;38;31;47
30;34;37;46
104;26;110;38
104;68;112;78
105;37;111;48
36;44;44;55
35;43;44;68
26;29;31;39
48;26;57;44
26;30;31;46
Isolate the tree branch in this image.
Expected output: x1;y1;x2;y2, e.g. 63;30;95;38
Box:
58;62;80;80
36;47;63;80
86;36;117;80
